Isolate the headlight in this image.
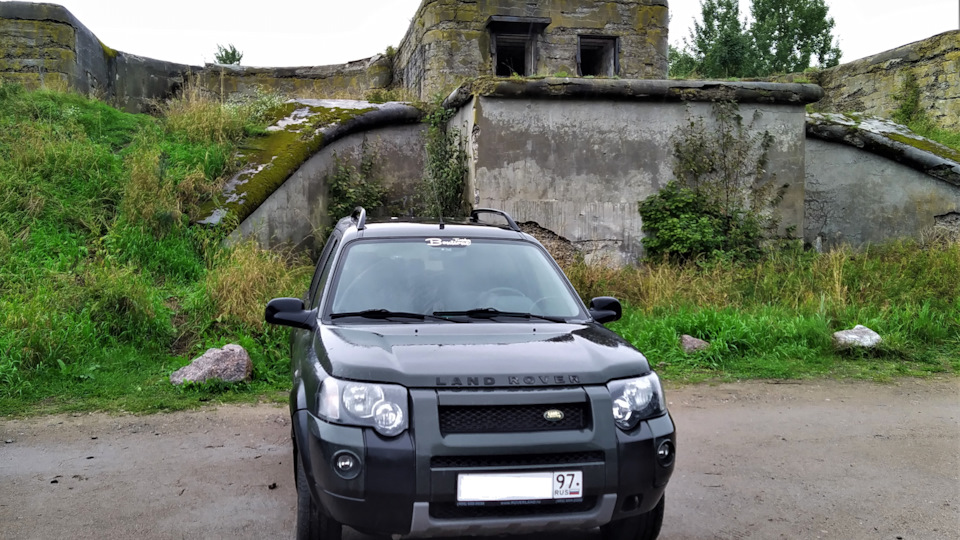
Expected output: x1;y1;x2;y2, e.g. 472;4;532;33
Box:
317;377;409;437
607;373;666;431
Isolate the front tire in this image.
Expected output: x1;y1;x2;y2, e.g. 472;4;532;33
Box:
295;450;343;540
601;495;665;540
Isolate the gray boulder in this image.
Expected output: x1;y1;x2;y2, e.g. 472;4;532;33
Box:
832;325;883;349
680;335;710;353
170;344;253;385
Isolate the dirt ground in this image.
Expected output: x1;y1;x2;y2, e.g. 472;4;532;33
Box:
1;378;957;540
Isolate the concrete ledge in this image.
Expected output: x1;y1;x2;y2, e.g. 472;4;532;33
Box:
807;113;960;187
444;77;824;108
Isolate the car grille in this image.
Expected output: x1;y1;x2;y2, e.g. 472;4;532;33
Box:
429;497;597;519
431;451;604;469
438;403;587;434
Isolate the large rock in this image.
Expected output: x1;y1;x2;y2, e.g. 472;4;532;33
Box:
170;344;253;385
832;325;883;350
680;334;710;354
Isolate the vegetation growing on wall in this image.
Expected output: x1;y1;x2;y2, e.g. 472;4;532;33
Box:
639;101;785;262
892;70;960;152
318;146;387;244
214;44;244;65
420;100;467;218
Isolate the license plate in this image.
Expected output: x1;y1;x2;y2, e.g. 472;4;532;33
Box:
457;471;583;502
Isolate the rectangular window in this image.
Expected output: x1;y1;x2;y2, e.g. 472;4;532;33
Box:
493;33;532;76
578;36;619;77
487;17;550;77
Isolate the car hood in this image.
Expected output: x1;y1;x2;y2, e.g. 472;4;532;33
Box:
314;322;650;388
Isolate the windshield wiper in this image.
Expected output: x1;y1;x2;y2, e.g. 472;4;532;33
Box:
331;309;442;321
433;308;567;323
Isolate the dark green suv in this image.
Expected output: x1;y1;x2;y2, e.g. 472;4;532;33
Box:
265;208;675;540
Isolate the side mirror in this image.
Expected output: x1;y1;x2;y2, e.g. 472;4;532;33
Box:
265;298;317;330
589;296;622;324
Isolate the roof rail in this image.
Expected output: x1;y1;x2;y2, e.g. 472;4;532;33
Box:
351;206;367;231
470;208;521;232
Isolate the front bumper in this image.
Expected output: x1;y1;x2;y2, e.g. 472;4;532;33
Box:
293;385;675;537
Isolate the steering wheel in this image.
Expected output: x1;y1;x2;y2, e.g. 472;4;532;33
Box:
477;287;532;311
530;295;566;314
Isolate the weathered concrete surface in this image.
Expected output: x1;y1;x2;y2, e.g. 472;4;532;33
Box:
807;113;960;187
804;113;960;248
804;138;960;247
192;56;393;103
394;0;670;100
202;100;423;230
231;122;427;252
0;1;196;112
812;30;960;131
451;79;819;264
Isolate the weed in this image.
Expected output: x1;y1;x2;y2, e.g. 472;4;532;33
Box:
639;101;783;262
420;97;468;218
204;240;313;330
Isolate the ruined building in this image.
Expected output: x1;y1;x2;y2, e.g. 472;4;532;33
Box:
1;1;957;261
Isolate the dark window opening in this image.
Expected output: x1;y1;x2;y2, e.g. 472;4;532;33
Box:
488;17;549;77
494;34;531;76
578;36;619;77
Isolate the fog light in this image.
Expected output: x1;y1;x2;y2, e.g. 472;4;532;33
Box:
656;441;675;467
333;451;361;479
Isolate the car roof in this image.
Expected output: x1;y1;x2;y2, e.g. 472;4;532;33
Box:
333;208;536;242
354;221;527;240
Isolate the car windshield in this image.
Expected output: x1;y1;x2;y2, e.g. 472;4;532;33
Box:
327;238;584;321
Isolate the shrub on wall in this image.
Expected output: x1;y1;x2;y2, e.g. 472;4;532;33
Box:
639;101;786;262
420;102;467;218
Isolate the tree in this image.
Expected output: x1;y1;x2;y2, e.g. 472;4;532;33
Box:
668;45;699;78
214;44;243;65
748;0;841;74
684;0;753;78
670;0;842;78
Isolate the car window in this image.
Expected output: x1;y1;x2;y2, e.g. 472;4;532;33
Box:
308;237;340;310
327;239;584;318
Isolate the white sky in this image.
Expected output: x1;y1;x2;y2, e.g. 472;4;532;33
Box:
29;0;960;67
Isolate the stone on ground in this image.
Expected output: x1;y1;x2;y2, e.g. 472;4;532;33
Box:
681;334;710;353
170;344;252;385
832;325;883;349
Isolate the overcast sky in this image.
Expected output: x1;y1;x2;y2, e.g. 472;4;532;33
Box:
34;0;960;67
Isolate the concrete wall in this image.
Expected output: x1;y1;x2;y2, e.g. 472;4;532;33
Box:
191;57;394;103
0;2;196;112
449;79;819;264
232;124;427;252
394;0;669;100
812;30;960;131
805;138;960;247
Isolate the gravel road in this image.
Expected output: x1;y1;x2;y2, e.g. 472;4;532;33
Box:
1;378;957;540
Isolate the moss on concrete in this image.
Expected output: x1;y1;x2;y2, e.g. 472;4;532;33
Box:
99;40;117;60
198;104;375;224
887;132;960;163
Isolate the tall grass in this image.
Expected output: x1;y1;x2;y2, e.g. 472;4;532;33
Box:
566;239;960;381
0;82;304;414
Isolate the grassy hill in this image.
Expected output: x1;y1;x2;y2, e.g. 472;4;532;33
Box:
0;84;312;414
0;83;956;416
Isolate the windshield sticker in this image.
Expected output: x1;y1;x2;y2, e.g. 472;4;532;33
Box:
425;238;472;247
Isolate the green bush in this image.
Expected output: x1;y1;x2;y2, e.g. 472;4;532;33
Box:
639;101;783;262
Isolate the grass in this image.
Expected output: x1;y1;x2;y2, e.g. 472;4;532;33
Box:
0;82;312;416
0;83;956;417
565;239;960;383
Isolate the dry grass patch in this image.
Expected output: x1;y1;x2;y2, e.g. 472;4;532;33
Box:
205;241;313;329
